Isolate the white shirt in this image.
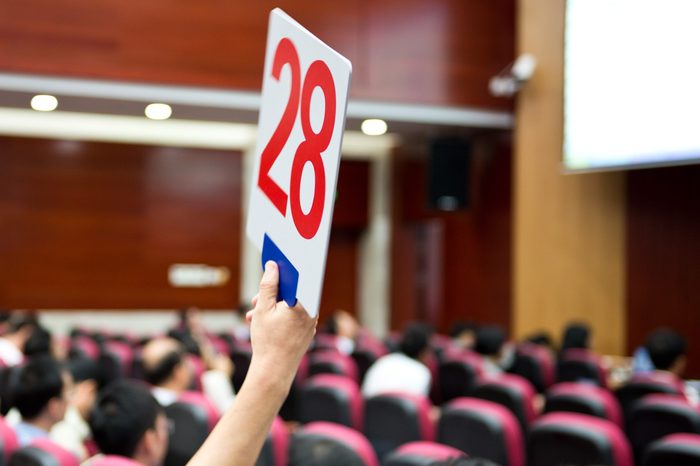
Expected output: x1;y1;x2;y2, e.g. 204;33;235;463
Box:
0;338;24;367
361;353;431;398
151;369;235;415
51;406;90;461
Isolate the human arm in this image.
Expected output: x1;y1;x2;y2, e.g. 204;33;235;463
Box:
187;261;317;466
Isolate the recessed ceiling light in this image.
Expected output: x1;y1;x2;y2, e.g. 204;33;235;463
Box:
361;118;388;136
30;94;58;112
145;103;172;120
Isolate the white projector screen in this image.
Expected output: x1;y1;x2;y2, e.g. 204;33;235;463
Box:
563;0;700;171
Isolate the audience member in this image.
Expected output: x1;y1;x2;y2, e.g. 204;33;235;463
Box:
524;330;555;352
23;324;53;358
475;325;508;376
51;357;100;460
13;355;72;446
645;327;698;405
560;322;591;352
361;323;433;397
186;261;317;466
141;336;235;415
87;380;169;466
324;309;360;354
0;312;37;366
450;321;478;350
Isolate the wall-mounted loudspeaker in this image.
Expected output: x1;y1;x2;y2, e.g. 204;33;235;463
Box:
427;137;472;211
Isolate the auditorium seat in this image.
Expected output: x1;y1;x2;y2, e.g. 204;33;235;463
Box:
308;350;359;383
290;421;378;466
528;412;632;466
255;416;288;466
544;382;623;427
0;416;18;463
363;392;435;461
627;394;700;462
311;333;340;353
438;351;483;403
383;441;466;466
351;337;387;384
509;343;555;393
643;433;700;466
473;374;537;432
437;397;524;466
68;335;100;361
615;372;685;422
185;354;205;392
557;348;608;387
163;392;219;466
9;438;79;466
298;374;363;430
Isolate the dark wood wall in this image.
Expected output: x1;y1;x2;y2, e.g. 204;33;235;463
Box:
391;134;512;334
626;164;700;378
0;0;514;109
0;136;369;312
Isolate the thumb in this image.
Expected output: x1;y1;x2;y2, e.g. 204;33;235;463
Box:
258;261;280;305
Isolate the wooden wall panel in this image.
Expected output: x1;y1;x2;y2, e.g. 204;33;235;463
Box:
0;137;241;309
514;0;626;355
390;134;512;334
0;0;514;109
626;165;700;378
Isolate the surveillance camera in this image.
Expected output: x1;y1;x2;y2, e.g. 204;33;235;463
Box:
488;53;536;98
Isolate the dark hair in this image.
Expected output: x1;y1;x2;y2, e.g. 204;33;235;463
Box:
24;325;52;357
429;458;500;466
525;331;554;349
13;355;64;420
645;328;687;371
400;323;431;359
475;326;506;356
450;321;478;339
89;380;162;458
324;316;339;336
561;323;590;351
6;313;37;335
167;328;201;356
289;435;365;466
68;357;101;385
143;349;185;386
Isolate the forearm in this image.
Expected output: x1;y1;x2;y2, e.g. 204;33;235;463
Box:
186;360;293;466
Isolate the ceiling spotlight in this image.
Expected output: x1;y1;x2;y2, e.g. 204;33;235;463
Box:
145;103;172;120
31;95;58;112
361;118;388;136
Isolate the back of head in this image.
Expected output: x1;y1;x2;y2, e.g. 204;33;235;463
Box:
13;354;64;420
400;323;431;360
561;322;591;351
24;325;52;358
68;357;101;385
475;326;506;357
289;436;365;466
90;380;162;458
645;328;687;371
142;338;186;386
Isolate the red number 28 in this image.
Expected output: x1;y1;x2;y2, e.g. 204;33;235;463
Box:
257;37;336;240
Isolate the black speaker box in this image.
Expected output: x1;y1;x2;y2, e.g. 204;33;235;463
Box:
427;137;472;210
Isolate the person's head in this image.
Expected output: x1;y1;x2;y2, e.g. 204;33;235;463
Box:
90;380;169;466
524;330;555;351
23;325;52;358
400;323;432;361
450;321;478;349
178;307;202;332
475;325;506;358
67;357;100;419
325;310;359;340
645;328;688;376
561;322;591;351
3;312;37;351
288;436;365;466
13;355;71;428
142;337;191;391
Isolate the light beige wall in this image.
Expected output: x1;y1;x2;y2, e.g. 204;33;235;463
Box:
513;0;626;355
